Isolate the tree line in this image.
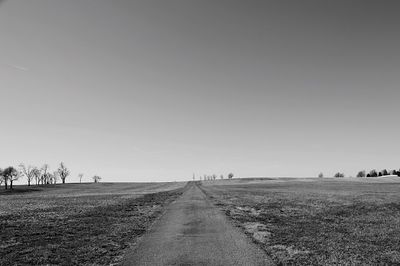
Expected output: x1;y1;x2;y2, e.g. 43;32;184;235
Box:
201;173;234;181
0;162;70;190
319;169;400;178
356;169;400;178
0;162;103;190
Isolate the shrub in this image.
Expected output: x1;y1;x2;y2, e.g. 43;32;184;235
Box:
334;172;345;178
369;170;378;177
356;170;366;178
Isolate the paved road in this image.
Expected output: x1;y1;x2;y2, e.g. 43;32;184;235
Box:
121;182;273;266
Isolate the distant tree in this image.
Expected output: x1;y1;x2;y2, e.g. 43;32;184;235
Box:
369;169;378;177
47;172;53;184
58;162;70;184
19;164;36;186
212;174;217;180
0;168;4;188
54;171;60;184
356;170;366;178
92;175;101;183
11;169;20;189
381;169;389;176
366;173;371;177
334;172;345;178
318;173;324;178
390;169;397;175
41;164;50;185
32;167;41;186
47;170;58;184
220;174;224;179
78;173;84;183
2;167;8;190
398;169;400;177
228;173;234;179
46;173;53;184
3;167;20;190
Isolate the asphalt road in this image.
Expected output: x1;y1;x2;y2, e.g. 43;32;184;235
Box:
121;182;273;266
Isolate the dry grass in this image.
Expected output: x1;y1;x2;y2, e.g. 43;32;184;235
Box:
201;178;400;265
0;182;186;265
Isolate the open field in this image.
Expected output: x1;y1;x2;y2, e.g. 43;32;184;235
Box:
0;182;186;265
201;177;400;265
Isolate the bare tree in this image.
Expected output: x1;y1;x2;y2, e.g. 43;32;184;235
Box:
0;168;4;188
228;173;234;179
356;170;366;178
212;174;217;180
2;167;10;190
220;174;224;179
2;167;8;190
10;169;20;190
46;171;56;184
52;171;59;184
58;162;70;184
41;164;50;185
78;173;84;183
32;167;41;186
92;175;101;183
3;167;20;190
19;164;35;186
47;172;53;184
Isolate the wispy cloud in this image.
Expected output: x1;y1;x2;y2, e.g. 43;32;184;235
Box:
6;64;29;71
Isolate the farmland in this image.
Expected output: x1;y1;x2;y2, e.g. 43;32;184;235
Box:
201;177;400;265
0;182;186;265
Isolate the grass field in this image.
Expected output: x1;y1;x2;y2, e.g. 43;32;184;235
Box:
0;182;186;265
201;177;400;265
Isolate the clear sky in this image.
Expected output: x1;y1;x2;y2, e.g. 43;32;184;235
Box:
1;0;399;182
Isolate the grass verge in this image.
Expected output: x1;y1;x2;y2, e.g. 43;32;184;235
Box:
0;188;184;265
201;179;400;265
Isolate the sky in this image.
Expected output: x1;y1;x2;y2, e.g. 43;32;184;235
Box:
1;0;400;182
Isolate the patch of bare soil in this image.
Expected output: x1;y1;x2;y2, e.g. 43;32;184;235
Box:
0;189;184;265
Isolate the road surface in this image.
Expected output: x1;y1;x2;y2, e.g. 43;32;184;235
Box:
121;182;273;266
